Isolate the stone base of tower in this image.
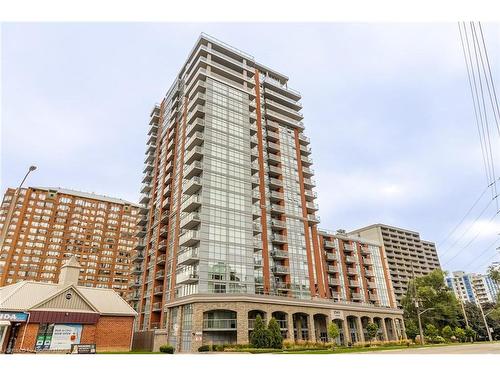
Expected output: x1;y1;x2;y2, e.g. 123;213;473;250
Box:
155;294;405;353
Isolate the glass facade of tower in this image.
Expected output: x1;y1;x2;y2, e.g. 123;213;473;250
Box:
132;34;400;336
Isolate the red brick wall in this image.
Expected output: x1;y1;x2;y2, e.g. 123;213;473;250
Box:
14;323;38;352
81;323;97;344
94;316;134;352
10;316;133;353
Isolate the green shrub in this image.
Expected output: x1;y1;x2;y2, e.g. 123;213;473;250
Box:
431;336;446;344
465;327;476;342
425;324;439;341
214;344;225;352
198;345;211;352
250;315;271;348
159;344;174;354
267;318;284;349
441;326;453;341
454;327;466;342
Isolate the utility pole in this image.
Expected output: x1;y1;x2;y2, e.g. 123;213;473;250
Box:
416;299;425;345
411;265;425;345
459;298;470;328
471;279;493;342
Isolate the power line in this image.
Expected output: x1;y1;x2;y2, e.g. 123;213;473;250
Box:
438;194;496;258
478;22;500;136
464;235;500;268
442;208;499;266
436;182;490;249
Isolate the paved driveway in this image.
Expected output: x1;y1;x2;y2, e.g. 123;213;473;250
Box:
361;342;500;354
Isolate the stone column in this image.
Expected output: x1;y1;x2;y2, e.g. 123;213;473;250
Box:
287;313;295;341
387;318;396;340
342;319;350;346
296;316;303;340
191;304;204;353
356;316;365;343
380;318;389;342
174;307;183;353
400;319;408;340
237;310;249;345
308;314;316;342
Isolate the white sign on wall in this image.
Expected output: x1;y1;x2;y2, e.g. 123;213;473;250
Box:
49;324;82;350
330;310;344;321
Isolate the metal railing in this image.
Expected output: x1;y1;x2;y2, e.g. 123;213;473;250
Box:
203;318;237;330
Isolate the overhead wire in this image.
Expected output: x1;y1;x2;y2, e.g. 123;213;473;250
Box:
442;22;500;270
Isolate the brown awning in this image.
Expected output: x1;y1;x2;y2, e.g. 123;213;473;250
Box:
28;311;100;324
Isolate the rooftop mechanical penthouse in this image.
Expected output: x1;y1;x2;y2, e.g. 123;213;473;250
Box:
131;33;405;352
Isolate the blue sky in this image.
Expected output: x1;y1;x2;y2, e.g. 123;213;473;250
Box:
2;23;500;274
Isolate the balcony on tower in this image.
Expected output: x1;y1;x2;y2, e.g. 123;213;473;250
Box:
269;191;284;202
184;177;202;195
271;204;285;214
323;240;336;249
187;118;205;137
271;265;290;275
325;252;337;261
179;230;201;247
182;194;202;212
186;131;204;150
180;212;201;229
327;265;339;274
303;178;316;188
271;219;287;229
269;178;283;189
177;246;200;266
184;161;203;179
176;270;199;284
298;133;310;145
185;146;203;164
328;277;341;286
271;249;289;259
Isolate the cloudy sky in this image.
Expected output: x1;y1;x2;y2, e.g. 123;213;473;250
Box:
2;23;500;274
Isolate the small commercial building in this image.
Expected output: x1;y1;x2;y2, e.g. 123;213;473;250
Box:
0;257;137;353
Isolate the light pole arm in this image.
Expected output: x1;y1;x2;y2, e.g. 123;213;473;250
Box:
418;307;436;317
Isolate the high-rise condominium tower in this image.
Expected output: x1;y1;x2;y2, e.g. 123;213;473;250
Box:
0;187;140;298
349;224;441;306
446;271;500;305
133;34;404;352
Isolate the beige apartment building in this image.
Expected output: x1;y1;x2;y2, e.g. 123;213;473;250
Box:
0;187;140;298
349;224;441;306
131;33;405;352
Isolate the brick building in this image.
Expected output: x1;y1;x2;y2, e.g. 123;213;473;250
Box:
0;257;136;353
0;187;140;298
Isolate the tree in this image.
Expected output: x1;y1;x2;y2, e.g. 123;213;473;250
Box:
267;318;283;349
401;270;461;330
488;266;500;284
441;325;453;342
465;327;476;342
454;327;466;342
425;324;439;341
250;315;270;348
405;320;419;340
365;323;379;344
327;322;340;349
463;302;500;340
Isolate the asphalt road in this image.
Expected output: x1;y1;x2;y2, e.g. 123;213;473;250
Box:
363;342;500;354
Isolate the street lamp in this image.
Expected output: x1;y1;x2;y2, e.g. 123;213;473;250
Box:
415;303;435;346
18;165;37;190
